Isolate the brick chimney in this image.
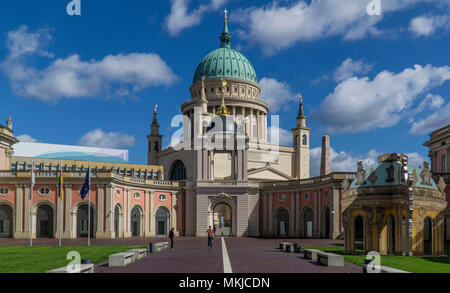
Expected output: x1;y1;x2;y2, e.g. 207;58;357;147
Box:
320;135;331;177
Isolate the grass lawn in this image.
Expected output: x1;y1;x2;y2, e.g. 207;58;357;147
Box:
0;245;146;273
303;245;450;273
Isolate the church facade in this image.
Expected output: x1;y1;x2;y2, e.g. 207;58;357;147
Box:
0;16;447;253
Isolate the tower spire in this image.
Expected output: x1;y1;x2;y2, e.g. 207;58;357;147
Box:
297;94;306;127
220;9;231;48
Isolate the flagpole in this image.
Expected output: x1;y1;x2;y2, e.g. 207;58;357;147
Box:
59;161;62;247
30;161;34;247
88;161;91;247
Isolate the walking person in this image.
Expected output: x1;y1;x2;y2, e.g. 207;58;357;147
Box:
169;228;175;249
207;226;215;248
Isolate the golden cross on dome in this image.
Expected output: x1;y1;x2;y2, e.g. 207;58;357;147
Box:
224;9;228;22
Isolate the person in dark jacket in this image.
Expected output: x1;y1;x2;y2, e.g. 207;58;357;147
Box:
169;228;175;249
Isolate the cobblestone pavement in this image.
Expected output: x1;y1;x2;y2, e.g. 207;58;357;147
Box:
0;237;362;273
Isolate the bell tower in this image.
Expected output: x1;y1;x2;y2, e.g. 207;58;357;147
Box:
147;105;163;165
292;95;310;179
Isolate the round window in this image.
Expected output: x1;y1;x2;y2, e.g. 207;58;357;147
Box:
0;187;10;196
278;194;287;202
38;187;51;196
158;194;167;201
304;193;310;200
134;192;141;200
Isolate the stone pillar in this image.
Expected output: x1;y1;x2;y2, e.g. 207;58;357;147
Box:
95;185;104;237
23;186;33;239
177;191;183;236
125;189;131;237
144;190;150;236
313;191;319;237
268;193;273;236
262;193;267;235
14;185;23;237
171;191;178;235
332;187;340;239
320;136;331;177
447;148;450;173
290;192;295;235
256;111;260;141
63;185;73;238
101;184;114;238
149;190;155;235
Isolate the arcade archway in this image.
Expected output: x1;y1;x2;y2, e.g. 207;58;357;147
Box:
214;203;232;236
77;204;94;238
0;205;13;238
276;208;289;237
37;205;54;238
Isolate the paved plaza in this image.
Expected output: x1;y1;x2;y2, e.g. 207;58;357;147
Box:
0;237;362;273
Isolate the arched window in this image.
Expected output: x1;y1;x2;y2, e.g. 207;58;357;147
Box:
154;141;159;152
295;135;299;146
170;160;186;181
302;135;307;145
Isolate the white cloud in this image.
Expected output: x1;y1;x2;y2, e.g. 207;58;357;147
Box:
313;64;450;133
165;0;228;36
78;129;135;149
236;0;445;54
410;101;450;134
410;15;450;36
309;147;427;177
333;58;373;82
16;134;39;143
259;77;298;112
267;125;292;146
1;26;177;101
411;93;445;114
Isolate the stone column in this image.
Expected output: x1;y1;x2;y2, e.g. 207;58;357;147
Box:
313;191;319;237
177;191;183;236
256;111;260;141
63;185;72;238
149;190;155;235
262;193;267;235
23;186;32;238
95;185;104;237
103;184;114;238
447;148;450;173
268;193;273;236
290;192;295;235
144;190;150;236
171;191;177;235
14;185;23;237
125;189;131;237
332;187;340;239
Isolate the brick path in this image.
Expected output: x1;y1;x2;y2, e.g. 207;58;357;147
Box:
0;237;362;273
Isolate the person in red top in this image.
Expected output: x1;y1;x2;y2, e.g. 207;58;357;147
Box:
207;226;215;248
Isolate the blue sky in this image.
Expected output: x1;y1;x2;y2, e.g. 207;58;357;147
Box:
0;0;449;176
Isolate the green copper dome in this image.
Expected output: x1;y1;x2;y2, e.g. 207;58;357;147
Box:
192;19;258;85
